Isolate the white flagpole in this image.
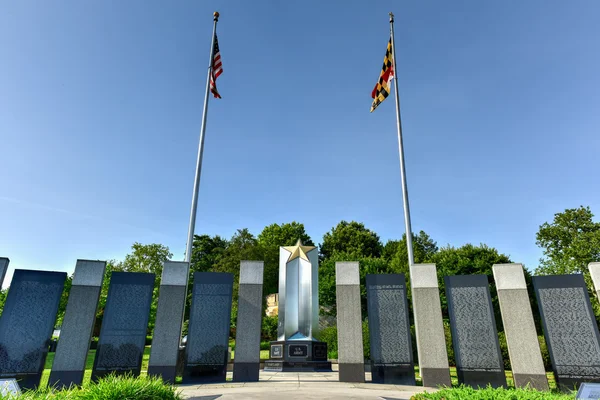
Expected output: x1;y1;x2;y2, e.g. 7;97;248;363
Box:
185;12;219;262
389;12;415;266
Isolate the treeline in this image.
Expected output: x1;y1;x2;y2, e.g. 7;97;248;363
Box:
0;206;598;362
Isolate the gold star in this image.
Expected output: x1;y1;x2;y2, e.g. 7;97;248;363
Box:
283;239;316;262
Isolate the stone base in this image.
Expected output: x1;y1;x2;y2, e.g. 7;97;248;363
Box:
420;367;452;388
371;365;415;385
182;365;227;383
48;370;84;389
1;373;41;390
232;362;260;381
147;365;177;384
339;363;364;382
458;370;507;389
264;340;331;372
513;373;549;391
264;360;333;372
557;376;600;392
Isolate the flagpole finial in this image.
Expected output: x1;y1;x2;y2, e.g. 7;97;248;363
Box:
214;11;220;21
389;12;394;22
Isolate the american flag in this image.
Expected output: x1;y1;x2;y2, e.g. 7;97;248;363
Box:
210;35;223;98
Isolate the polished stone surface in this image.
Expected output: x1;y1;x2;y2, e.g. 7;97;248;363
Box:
0;269;67;389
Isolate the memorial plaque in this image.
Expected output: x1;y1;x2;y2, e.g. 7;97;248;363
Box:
183;272;233;383
577;382;600;399
445;275;506;388
366;274;415;385
0;270;66;389
533;274;600;391
289;345;308;358
271;344;283;359
91;272;155;381
313;343;327;360
0;379;20;396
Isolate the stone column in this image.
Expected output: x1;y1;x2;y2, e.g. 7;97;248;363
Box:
0;257;8;287
335;261;364;383
493;263;548;390
49;260;106;388
233;261;264;382
588;263;600;300
409;264;451;388
147;261;189;383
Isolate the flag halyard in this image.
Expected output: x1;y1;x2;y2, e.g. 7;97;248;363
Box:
370;38;394;112
210;35;223;98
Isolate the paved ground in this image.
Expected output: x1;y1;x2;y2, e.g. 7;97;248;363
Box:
179;371;434;400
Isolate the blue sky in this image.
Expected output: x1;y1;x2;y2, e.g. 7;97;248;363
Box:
1;1;599;286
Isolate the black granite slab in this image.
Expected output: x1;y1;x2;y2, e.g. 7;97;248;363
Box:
445;274;506;388
183;272;233;383
366;274;415;385
91;272;155;381
533;274;600;391
0;270;67;389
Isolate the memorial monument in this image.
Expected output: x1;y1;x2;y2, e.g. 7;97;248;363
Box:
264;240;331;371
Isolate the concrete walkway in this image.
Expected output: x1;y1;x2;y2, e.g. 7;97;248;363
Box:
179;371;435;400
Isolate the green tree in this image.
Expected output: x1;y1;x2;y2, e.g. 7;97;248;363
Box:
257;222;314;297
386;231;439;275
122;242;173;277
320;221;383;261
433;243;513;330
535;206;600;276
190;234;228;273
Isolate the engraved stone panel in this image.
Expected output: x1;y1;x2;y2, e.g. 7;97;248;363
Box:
366;274;415;385
533;274;600;390
184;272;233;383
445;275;506;388
0;270;66;389
91;272;154;380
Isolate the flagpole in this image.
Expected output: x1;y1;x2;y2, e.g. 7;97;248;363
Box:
185;11;219;263
389;12;415;266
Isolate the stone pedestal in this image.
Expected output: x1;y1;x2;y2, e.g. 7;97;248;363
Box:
493;264;548;391
264;340;331;372
335;262;364;383
49;260;106;388
410;264;451;388
147;261;189;383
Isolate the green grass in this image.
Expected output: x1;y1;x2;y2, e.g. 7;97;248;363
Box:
411;385;575;399
4;374;182;400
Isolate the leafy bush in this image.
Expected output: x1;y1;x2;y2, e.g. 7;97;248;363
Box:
362;319;370;360
497;331;512;371
443;320;455;366
319;326;338;359
411;385;574;400
145;335;153;346
538;335;552;371
8;374;181;400
260;341;270;350
261;316;278;341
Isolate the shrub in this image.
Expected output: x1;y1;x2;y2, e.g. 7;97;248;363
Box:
411;385;574;400
12;374;182;400
497;331;512;371
261;316;278;341
362;319;370;360
260;341;270;350
319;326;338;359
538;335;552;371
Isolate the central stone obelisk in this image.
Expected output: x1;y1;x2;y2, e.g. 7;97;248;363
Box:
264;240;331;371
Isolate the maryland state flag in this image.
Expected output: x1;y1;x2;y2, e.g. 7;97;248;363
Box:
370;38;394;112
